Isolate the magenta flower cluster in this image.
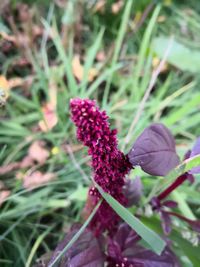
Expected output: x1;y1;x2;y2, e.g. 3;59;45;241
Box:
70;98;132;234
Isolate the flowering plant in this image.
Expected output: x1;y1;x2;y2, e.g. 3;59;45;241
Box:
48;98;200;267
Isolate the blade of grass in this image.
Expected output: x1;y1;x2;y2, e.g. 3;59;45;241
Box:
86;63;122;97
153;81;195;121
103;0;133;107
26;225;54;267
162;93;200;126
171;191;196;220
147;154;200;202
95;183;166;255
80;28;105;95
48;199;102;267
42;19;78;94
131;4;161;101
0;144;7;159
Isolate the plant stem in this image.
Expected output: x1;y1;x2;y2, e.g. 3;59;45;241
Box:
157;173;188;201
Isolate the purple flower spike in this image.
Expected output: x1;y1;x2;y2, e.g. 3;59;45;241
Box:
70;98;132;234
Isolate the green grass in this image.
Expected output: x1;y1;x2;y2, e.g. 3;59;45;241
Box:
0;0;200;266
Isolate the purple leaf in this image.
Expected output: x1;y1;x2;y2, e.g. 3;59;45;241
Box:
190;220;200;233
107;223;180;267
48;224;104;267
190;137;200;174
162;200;178;209
185;172;195;183
160;211;172;235
126;245;180;267
128;123;180;176
123;177;143;207
109;223;140;250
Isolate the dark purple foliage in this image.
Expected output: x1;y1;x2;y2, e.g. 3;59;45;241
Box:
48;225;104;267
190;220;200;233
151;197;178;235
189;137;200;174
160;211;172;235
107;223;180;267
123;176;143;207
128;123;180;176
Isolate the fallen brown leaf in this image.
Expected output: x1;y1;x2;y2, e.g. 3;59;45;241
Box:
0;162;20;175
28;141;49;164
152;57;168;73
38;77;58;132
72;54;84;81
0;75;10;106
8;77;24;88
72;54;98;82
111;1;123;14
39;103;58;132
96;51;106;62
0;75;34;106
16;171;24;180
0;31;16;43
0;181;5;190
0;140;49;175
0;24;43;50
93;0;106;13
0;190;11;206
23;171;56;190
88;68;98;82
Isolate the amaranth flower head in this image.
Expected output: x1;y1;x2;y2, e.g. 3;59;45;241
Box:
70;98;132;234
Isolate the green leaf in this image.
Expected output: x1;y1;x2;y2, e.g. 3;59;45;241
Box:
69;186;88;202
0;20;10;33
152;36;200;73
95;183;166;255
157;154;200;194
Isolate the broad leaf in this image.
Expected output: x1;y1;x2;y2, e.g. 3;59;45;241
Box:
48;225;104;267
152;36;200;73
128;123;179;176
48;200;102;267
107;223;180;267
